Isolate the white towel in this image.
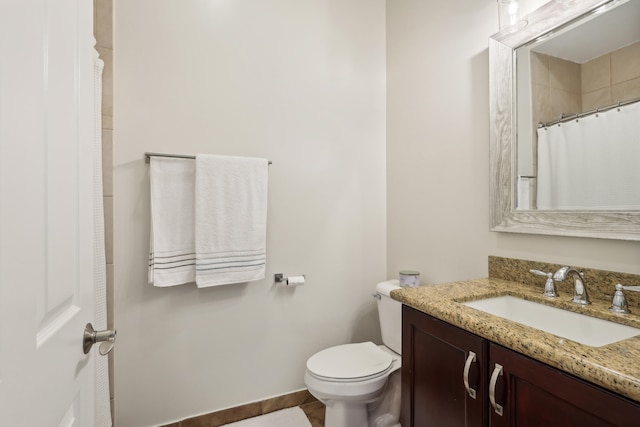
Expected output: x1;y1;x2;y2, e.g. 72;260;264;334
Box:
195;154;268;287
148;157;196;286
93;52;112;427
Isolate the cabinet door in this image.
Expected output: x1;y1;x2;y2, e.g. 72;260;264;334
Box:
489;343;640;427
402;306;488;427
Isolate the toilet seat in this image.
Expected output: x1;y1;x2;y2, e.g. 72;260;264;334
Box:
306;342;393;382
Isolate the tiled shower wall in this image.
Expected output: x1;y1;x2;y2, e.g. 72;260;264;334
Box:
94;0;114;422
581;41;640;111
531;41;640;126
531;52;581;125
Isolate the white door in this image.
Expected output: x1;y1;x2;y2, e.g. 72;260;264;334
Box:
0;0;98;425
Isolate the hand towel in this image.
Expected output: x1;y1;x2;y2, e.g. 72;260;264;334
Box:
93;53;112;427
195;154;268;287
148;157;196;286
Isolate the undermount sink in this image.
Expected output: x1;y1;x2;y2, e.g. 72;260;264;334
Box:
463;295;640;347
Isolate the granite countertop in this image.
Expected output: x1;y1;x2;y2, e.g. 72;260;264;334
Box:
391;277;640;403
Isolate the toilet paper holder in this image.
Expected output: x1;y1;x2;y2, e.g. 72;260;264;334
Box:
275;273;305;285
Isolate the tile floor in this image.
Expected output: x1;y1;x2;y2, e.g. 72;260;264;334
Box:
161;389;324;427
299;399;325;427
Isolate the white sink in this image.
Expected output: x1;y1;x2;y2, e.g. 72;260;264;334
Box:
463;295;640;347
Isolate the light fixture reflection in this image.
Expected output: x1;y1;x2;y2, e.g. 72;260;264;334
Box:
497;0;528;32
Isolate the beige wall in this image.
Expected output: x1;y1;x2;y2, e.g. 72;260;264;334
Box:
531;41;640;126
386;0;496;283
531;52;582;125
582;41;640;110
386;0;640;289
113;1;387;426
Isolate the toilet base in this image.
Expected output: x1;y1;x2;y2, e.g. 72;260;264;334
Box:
325;401;368;427
315;370;402;427
368;370;401;427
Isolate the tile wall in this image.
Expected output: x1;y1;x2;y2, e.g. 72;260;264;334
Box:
531;41;640;126
94;0;114;422
581;41;640;111
531;52;582;125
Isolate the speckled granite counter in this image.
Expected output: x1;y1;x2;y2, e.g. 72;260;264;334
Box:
391;257;640;403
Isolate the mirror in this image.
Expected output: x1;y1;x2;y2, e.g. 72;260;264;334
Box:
489;0;640;240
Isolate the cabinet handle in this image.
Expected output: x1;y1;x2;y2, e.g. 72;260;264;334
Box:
489;363;504;416
463;351;477;399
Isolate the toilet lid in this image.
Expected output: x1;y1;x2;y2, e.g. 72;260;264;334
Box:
307;342;393;381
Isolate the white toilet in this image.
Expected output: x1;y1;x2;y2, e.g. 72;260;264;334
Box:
304;280;402;427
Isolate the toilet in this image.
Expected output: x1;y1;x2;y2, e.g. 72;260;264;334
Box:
304;280;402;427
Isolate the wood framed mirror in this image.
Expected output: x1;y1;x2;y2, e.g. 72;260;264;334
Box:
489;0;640;240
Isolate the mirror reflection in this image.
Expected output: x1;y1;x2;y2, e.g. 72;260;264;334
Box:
515;0;640;211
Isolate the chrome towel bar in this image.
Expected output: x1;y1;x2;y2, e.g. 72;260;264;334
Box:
145;151;272;165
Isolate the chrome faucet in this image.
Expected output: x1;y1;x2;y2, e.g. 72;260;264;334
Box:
553;266;590;305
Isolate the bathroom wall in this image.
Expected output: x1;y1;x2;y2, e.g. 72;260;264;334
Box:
386;0;496;284
531;52;582;125
386;0;640;286
113;1;387;426
582;41;640;111
531;41;640;125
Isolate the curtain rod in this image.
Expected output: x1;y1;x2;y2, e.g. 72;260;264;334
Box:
537;96;640;129
144;152;272;165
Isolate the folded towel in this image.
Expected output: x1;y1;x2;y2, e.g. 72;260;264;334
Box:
148;157;196;286
195;154;268;287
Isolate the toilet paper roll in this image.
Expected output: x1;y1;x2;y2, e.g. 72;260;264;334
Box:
287;275;305;286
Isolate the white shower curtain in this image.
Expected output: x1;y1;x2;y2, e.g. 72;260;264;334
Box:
537;101;640;210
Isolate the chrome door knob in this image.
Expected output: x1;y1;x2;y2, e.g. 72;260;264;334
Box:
83;323;117;355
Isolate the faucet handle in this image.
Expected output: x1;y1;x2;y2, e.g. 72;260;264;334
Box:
610;284;631;314
610;284;640;314
530;269;551;277
529;269;558;298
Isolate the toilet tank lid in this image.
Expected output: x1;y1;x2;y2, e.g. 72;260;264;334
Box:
376;280;400;297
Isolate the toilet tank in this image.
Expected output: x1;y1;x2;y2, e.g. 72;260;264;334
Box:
375;280;402;355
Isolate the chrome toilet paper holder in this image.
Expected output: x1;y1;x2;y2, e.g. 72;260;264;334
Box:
275;273;305;285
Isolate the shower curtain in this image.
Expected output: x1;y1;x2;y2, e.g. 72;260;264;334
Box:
536;101;640;210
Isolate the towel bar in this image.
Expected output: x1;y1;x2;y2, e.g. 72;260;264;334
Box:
145;152;272;165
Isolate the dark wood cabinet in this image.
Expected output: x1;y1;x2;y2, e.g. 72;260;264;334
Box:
401;305;488;427
488;343;640;427
402;305;640;427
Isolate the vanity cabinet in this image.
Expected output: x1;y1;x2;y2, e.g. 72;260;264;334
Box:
401;305;640;427
401;305;488;426
488;343;640;427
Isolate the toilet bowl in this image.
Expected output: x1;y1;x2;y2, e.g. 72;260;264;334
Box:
304;281;403;427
